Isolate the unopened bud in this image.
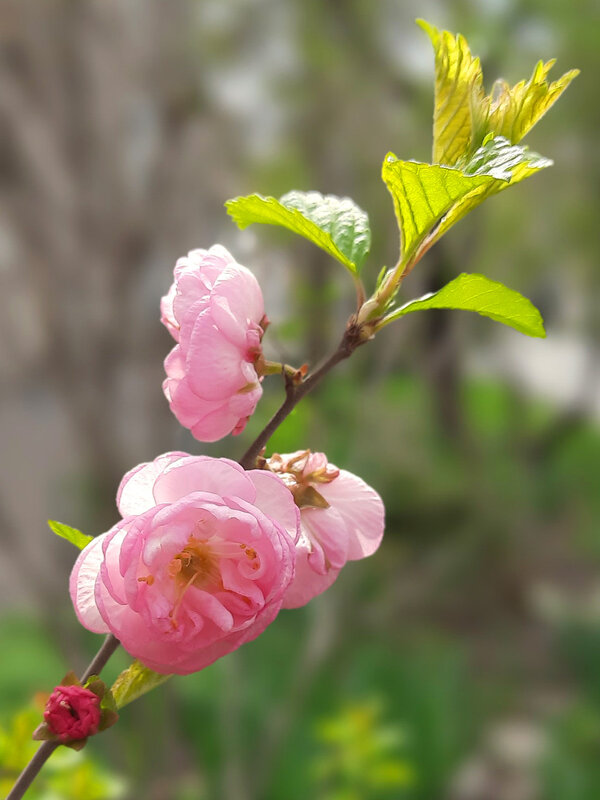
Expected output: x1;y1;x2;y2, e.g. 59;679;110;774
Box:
33;673;118;750
44;685;101;742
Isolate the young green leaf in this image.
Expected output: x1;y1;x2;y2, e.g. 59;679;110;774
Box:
382;137;551;271
417;19;484;166
419;19;578;164
110;660;171;709
381;154;500;267
225;190;371;274
48;520;93;550
433;136;552;242
459;134;552;180
382;273;545;338
472;59;579;151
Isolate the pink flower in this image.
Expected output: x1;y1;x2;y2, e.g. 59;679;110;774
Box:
266;451;385;608
44;685;101;742
161;245;268;442
70;453;299;675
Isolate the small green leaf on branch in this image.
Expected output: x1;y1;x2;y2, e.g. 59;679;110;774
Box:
382;273;545;338
226;190;371;274
48;520;93;550
83;675;119;732
111;660;171;709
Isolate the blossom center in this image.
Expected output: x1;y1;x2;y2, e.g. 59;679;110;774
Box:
167;538;221;627
169;540;220;587
166;535;261;628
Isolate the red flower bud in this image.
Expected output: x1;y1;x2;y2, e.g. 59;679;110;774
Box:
44;684;101;742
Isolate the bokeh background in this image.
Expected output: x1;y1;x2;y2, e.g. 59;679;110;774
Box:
1;0;599;798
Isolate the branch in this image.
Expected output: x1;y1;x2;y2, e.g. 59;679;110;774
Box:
240;322;364;469
8;318;368;799
6;634;120;800
80;634;121;683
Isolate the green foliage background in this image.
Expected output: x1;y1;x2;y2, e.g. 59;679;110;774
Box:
1;1;599;798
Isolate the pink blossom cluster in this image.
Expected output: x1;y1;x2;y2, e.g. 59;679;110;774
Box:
70;246;385;675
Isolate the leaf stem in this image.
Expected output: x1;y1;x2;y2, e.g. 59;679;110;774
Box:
6;634;120;800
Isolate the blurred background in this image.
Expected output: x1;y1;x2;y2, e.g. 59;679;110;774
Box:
1;0;599;798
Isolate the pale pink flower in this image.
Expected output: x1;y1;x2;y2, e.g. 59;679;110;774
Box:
70;453;299;675
161;245;268;442
266;451;385;608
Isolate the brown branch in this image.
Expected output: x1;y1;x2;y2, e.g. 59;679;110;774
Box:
239;322;365;469
6;634;120;800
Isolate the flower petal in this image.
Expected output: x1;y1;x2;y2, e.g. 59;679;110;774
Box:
318;469;385;560
248;470;300;543
117;452;188;516
70;534;111;634
282;535;339;609
152;456;254;505
213;263;264;324
186;314;249;400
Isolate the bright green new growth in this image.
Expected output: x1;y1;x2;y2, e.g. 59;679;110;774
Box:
226;20;578;344
474;59;579;149
48;520;93;550
381;136;552;272
225;190;371;275
416;20;484;166
417;18;579;165
374;23;576;335
223;22;575;341
111;660;171;709
381;156;492;267
382;273;546;338
459;135;552;180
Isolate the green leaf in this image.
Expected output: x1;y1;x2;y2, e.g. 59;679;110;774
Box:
473;59;579;150
383;273;545;338
419;19;578;164
382;137;551;269
434;136;552;240
417;19;484;166
381;153;499;266
225;190;371;274
459;134;552;180
110;660;171;709
48;520;93;550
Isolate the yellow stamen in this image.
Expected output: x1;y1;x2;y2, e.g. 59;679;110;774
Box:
168;570;200;629
167;538;220;627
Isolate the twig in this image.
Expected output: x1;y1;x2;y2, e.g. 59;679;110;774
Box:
240;322;363;469
6;634;120;800
80;634;121;683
